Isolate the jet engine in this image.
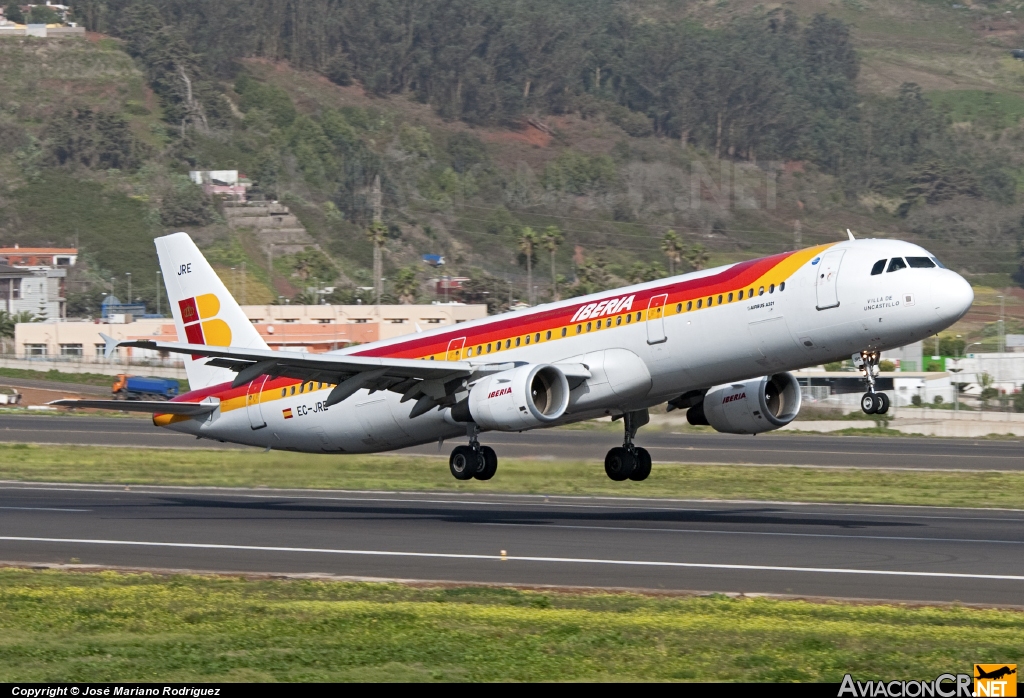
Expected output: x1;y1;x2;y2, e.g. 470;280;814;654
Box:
453;364;571;431
686;372;802;435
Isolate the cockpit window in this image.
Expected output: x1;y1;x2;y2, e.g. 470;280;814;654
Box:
870;259;886;276
931;256;946;269
886;257;907;273
906;257;935;269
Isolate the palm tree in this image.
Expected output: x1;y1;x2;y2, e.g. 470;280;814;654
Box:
392;266;419;304
518;226;539;305
542;225;563;301
687;243;709;271
661;230;683;275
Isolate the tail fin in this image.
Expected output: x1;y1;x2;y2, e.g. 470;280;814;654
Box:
156;232;269;389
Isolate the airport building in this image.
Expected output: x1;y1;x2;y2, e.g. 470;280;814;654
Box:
13;303;488;360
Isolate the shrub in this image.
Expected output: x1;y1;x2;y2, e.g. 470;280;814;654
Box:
911;395;922;406
323;54;353;87
542;151;617;194
160;180;215;227
234;75;296;128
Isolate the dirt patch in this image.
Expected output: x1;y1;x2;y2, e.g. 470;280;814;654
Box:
479;121;552;148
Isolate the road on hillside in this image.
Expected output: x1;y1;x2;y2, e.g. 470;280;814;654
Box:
0;413;1021;471
1;483;1021;605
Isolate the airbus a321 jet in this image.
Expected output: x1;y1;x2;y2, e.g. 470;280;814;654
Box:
54;232;973;482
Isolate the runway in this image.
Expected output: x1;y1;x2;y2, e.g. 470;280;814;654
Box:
0;414;1022;471
2;482;1022;605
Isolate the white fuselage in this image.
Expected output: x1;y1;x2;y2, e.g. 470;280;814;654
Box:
165;239;973;452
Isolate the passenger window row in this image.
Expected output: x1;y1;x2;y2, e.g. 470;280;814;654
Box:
871;256;941;275
421;278;788;360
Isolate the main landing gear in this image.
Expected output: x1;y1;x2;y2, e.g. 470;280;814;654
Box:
604;409;652;482
855;351;890;415
449;425;498;481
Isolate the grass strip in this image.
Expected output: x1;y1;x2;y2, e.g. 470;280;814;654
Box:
0;443;1021;508
0;568;1020;682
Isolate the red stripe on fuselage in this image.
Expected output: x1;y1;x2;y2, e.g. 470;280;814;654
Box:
352;252;783;360
170;250;798;404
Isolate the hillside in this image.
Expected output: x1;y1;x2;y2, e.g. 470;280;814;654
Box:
2;0;1024;342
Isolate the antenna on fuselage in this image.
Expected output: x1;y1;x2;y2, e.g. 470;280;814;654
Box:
847;229;856;241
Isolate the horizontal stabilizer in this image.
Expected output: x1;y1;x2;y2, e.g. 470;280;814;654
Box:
48;399;218;416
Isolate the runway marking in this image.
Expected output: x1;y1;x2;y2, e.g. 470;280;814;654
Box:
4;483;1024;520
479;522;1024;545
468;442;1024;458
0;506;89;512
2;536;1023;582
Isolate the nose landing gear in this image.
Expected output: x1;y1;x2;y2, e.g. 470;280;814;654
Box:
449;425;498;481
605;409;652;481
854;351;890;415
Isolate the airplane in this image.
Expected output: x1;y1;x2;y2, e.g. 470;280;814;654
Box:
53;231;973;482
976;666;1016;681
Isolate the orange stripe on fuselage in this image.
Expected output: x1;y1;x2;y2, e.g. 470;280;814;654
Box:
158;244;833;419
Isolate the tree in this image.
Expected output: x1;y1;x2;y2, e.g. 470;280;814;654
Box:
393;267;420;304
518;226;539;305
160;180;215;227
47;106;146;171
292;249;336;284
687;244;709;271
629;262;663;284
661;230;683;275
542;226;563;301
29;5;60;24
4;3;23;23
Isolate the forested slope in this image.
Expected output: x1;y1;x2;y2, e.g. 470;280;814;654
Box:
2;0;1024;322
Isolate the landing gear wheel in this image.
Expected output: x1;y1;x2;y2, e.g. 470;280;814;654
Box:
875;393;890;415
474;446;498;480
605;447;636;481
629;447;652;481
449;445;481;481
861;393;879;414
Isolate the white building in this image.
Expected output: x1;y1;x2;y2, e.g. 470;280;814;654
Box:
0;262;66;319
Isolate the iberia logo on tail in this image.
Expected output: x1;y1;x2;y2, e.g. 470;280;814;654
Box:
179;293;232;347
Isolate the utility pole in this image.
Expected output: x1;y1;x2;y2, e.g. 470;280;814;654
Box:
267;244;274;288
952;334;962;419
794;219;802;250
240;261;246;305
156;270;161;316
999;293;1005;354
126;272;131;306
370;174;384;307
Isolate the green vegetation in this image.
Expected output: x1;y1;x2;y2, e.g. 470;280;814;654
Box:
1;568;1020;682
2;0;1024;316
927;90;1024;133
0;443;1021;508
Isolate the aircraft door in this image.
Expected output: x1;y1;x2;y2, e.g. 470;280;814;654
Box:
446;337;466;360
246;375;268;430
815;250;845;310
646;294;668;345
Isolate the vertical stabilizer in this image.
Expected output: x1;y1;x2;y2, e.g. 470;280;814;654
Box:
155;232;269;389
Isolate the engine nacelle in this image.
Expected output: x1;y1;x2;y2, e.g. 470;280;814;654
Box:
462;364;570;431
692;372;802;435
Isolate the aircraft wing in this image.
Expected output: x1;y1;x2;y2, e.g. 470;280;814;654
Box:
116;339;497;413
48;399;218;415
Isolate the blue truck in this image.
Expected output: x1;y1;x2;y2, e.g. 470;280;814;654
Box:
112;374;180;401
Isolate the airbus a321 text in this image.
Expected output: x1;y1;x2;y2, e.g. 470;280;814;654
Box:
53;232;973;482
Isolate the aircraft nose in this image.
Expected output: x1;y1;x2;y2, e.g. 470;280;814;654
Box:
932;271;974;325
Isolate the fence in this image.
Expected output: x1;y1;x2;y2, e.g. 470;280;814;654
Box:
0;354;187;380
